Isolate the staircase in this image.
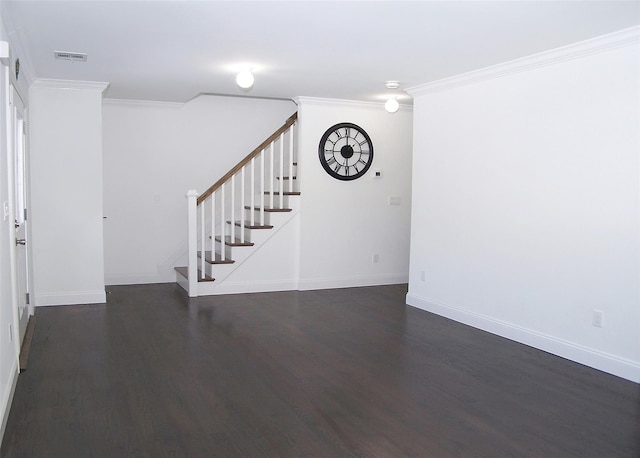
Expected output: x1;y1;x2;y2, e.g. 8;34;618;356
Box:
175;112;298;297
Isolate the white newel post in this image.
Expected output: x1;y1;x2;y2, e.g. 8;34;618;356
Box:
186;189;199;297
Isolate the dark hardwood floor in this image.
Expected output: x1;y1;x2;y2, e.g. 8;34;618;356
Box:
2;283;638;457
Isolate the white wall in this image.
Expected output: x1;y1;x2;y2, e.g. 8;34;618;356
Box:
29;80;108;306
102;95;296;285
296;98;413;290
406;28;640;382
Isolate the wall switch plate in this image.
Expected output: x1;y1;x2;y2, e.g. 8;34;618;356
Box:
593;310;603;327
420;270;426;282
373;170;382;179
2;201;8;221
388;196;401;206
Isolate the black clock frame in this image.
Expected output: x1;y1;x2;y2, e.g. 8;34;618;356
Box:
318;122;374;181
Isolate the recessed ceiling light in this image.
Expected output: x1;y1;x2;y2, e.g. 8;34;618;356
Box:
385;81;400;90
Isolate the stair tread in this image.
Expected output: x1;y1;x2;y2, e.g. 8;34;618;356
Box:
227;220;274;229
244;206;292;212
175;266;215;282
198;251;235;264
214;236;255;247
263;191;301;196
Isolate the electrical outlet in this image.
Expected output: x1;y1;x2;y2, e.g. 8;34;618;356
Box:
593;310;603;328
372;253;379;263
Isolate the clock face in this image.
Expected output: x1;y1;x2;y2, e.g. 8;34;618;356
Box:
319;122;373;181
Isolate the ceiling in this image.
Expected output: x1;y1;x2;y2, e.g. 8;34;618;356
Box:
2;1;639;104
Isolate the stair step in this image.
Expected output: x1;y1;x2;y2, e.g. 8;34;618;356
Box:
263;191;301;196
227;220;273;229
197;251;235;264
214;236;254;247
174;266;215;282
244;206;292;213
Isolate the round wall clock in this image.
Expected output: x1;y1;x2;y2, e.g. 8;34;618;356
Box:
318;122;374;181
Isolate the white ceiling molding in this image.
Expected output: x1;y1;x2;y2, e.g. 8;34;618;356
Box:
103;98;184;110
294;96;413;112
31;78;110;93
407;25;640;97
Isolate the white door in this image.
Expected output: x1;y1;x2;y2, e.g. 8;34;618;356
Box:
11;85;30;343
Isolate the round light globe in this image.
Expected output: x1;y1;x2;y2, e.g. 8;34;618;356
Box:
236;70;254;89
385;97;399;113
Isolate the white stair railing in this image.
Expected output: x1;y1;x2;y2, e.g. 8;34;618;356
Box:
184;113;297;296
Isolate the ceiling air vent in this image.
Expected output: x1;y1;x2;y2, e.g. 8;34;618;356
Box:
54;51;87;62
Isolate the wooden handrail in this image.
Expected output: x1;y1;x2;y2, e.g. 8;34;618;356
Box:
197;112;298;205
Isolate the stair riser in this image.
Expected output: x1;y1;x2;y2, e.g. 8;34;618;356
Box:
214;241;234;259
225;224;253;241
261;194;293;208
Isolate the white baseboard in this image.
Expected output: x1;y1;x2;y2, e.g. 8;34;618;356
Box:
0;359;19;447
406;293;640;384
298;274;408;291
35;290;106;306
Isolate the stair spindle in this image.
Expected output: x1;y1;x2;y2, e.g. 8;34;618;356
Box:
260;148;265;225
199;203;205;279
269;143;274;209
289;127;294;194
221;184;226;261
250;157;255;227
240;167;245;243
210;191;215;267
279;133;284;209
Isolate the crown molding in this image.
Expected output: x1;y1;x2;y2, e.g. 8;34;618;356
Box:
407;25;640;98
103;98;184;109
31;78;110;93
294;96;413;112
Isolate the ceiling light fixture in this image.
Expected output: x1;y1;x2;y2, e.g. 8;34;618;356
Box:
384;81;401;113
384;97;400;114
236;69;254;89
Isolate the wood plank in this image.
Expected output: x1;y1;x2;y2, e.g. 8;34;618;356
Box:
197;251;235;264
174;266;215;282
213;236;254;247
227;221;273;230
263;191;301;196
244;206;292;213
